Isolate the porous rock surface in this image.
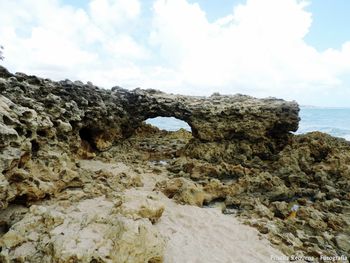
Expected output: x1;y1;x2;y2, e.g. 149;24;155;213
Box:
0;65;349;262
0;64;299;209
1;196;165;263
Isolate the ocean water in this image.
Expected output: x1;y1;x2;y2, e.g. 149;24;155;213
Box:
146;108;350;141
297;108;350;141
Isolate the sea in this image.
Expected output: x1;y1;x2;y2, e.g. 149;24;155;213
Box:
146;108;350;141
297;108;350;141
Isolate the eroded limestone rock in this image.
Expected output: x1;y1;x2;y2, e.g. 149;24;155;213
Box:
155;178;205;207
0;65;298;210
115;189;165;224
0;197;165;263
1;66;349;261
168;132;350;259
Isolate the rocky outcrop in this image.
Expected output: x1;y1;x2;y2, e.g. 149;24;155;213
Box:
0;65;298;208
165;132;350;258
1;66;349;261
0;65;299;145
155;178;205;207
119;88;300;142
0;197;165;263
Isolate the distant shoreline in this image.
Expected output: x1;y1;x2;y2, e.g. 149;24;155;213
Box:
300;105;350;109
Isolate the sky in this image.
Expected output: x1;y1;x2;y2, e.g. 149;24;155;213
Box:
0;0;350;107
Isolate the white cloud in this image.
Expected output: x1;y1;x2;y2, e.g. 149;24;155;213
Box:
150;0;350;102
89;0;140;34
151;0;350;106
104;35;150;60
0;0;350;106
0;0;145;80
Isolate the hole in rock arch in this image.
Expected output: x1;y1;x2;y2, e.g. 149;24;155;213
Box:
139;117;193;161
145;117;191;132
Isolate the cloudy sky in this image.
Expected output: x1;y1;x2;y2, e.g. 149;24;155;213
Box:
1;0;350;107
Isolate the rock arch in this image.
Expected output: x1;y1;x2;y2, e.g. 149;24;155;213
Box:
117;88;299;143
0;65;300;211
1;66;300;155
